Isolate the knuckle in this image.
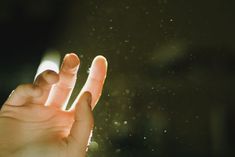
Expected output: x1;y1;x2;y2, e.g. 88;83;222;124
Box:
16;83;32;91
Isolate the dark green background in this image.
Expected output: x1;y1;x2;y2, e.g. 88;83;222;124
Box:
0;0;234;156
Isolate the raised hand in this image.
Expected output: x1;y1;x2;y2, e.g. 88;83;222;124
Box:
0;53;107;157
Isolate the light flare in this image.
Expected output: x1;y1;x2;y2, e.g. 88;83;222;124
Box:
34;50;61;80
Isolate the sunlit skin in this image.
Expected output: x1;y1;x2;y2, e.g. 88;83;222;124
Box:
0;53;108;157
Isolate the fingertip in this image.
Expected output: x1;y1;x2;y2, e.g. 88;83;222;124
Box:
63;53;80;69
77;91;92;110
44;70;59;84
90;55;108;80
93;55;108;68
83;91;92;106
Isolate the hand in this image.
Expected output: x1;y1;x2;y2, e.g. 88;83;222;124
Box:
0;53;107;157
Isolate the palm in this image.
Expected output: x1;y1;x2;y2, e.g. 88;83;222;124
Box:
0;104;72;157
0;53;107;157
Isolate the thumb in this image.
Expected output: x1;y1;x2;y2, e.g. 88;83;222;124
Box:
67;92;93;156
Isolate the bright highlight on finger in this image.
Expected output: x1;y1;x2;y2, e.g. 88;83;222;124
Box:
35;50;61;80
89;55;108;81
46;53;80;109
87;55;108;109
70;55;108;110
33;70;59;105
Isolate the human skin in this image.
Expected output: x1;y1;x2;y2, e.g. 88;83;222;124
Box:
0;53;107;157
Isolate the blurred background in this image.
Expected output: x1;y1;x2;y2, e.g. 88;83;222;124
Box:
0;0;235;156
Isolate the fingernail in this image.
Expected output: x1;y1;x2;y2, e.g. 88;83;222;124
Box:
63;53;80;69
44;70;59;84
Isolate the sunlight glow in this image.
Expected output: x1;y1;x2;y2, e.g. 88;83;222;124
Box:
34;50;61;80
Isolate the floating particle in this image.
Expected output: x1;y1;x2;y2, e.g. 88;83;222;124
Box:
89;141;99;151
185;120;189;123
99;127;103;130
123;121;128;125
163;129;167;133
115;149;121;153
132;116;136;120
125;89;130;94
116;50;120;54
87;67;91;74
114;121;121;126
